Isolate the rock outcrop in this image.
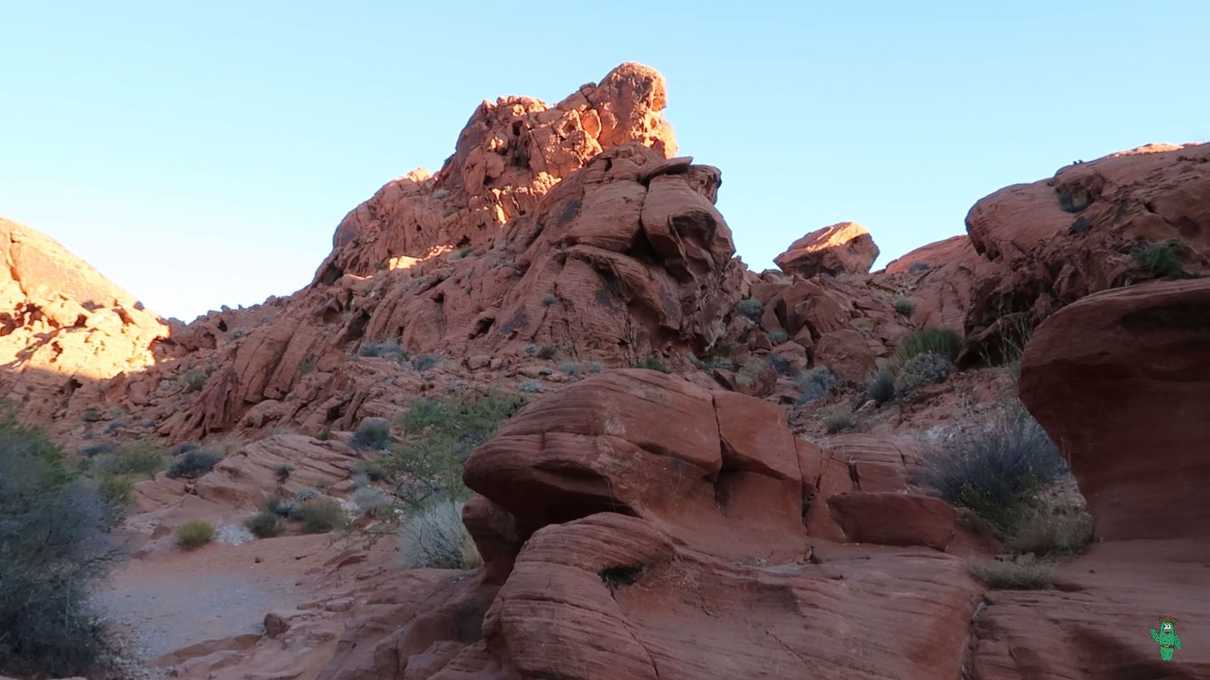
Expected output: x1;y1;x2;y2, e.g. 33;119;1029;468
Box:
1019;278;1210;541
0;217;169;429
970;277;1210;678
961;142;1210;360
775;221;879;277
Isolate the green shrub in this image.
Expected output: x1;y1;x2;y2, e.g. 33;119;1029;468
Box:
559;361;580;376
92;443;164;479
352;417;391;450
894;352;952;396
634;355;669;373
1132;240;1187;279
0;417;117;676
795;367;838;404
166;449;222;479
918;402;1066;533
175;520;215;549
354;460;386;482
735;298;763;321
768;329;789;344
265;495;295;518
519;379;544;394
391;393;525;507
969;556;1054;590
245;511;283;539
535;345;557;360
359;341;407;361
399;501;481;569
183;369;208;393
823;407;856;434
893;296;915;316
295;498;348;534
864;366;896;405
274;464;294;484
97;474;136;510
895;327;962;363
411;354;440;371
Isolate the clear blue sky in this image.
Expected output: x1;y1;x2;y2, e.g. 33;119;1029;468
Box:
2;2;1206;321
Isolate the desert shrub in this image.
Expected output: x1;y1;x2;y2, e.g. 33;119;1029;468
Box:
352;417;391;450
295;498;348;534
893;295;915;316
692;353;736;371
823;407;856;434
635;355;670;373
167;448;222;479
274;464;294;484
1132;240;1187;279
735;298;763;320
969;556;1054;590
894;352;952;396
559;361;581;376
245;511;283;539
175;520;215;549
92;443;165;479
0;418;118;676
354;460;387;482
919;403;1066;532
81;406;103;422
768;329;789;344
542;294;558;306
1007;505;1094;556
183;369;208;393
519;380;544;394
359;341;407;361
352;486;393;519
80;442;116;458
767;353;797;376
735;357;769;388
390;393;525;507
864;366;897;405
97;474;136;510
411;354;440;371
265;495;296;518
796;367;838;404
292;486;321;504
535;345;557;360
399;501;481;569
895;327;962;363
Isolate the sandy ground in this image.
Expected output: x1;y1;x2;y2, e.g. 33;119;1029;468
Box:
94;530;345;660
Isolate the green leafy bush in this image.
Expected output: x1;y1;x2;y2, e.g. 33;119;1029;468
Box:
245;511;283;538
895;327;962;363
634;355;669;373
91;443;164;479
295;498;348;534
352;417;391;450
0;418;117;676
167;449;222;479
893;296;915;316
1132;240;1187;279
183;369;208;393
390;393;525;507
399;501;481;569
175;520;215;549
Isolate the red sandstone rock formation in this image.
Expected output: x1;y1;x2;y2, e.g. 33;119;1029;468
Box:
775;221;880;277
0;217;168;430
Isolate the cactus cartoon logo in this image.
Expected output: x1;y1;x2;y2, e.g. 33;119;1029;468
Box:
1150;616;1182;662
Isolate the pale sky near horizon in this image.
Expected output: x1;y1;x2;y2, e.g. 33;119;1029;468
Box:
2;2;1207;321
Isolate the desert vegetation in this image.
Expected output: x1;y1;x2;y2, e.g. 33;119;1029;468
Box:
398;500;482;569
175;520;216;549
0;417;119;677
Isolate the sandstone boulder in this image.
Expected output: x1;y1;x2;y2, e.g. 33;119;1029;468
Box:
775;221;879;277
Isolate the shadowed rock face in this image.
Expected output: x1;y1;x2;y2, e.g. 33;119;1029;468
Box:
1019;278;1210;541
